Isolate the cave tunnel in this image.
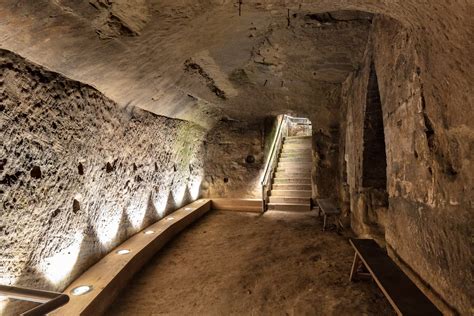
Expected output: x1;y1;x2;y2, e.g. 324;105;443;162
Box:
0;1;472;315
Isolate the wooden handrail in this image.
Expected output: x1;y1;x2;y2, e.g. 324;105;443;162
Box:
0;285;69;316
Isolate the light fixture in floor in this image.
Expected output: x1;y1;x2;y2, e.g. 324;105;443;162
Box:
71;285;93;296
185;208;193;211
144;230;155;235
116;249;131;255
167;217;175;221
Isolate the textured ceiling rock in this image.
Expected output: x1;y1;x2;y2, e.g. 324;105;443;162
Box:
184;51;239;100
0;1;374;126
89;0;151;38
1;1;469;127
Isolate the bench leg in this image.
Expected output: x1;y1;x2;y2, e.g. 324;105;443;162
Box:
349;252;361;282
323;215;327;231
337;218;344;231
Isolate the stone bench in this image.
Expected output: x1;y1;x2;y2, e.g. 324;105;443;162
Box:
349;238;442;316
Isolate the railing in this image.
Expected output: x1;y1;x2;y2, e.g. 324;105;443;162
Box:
0;285;69;316
260;115;312;212
286;116;312;136
261;115;286;211
261;115;288;212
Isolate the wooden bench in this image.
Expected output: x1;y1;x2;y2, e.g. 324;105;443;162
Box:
316;198;341;231
349;238;442;316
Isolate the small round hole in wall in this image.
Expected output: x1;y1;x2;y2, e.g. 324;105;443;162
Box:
106;162;114;173
30;166;42;179
0;158;7;171
245;155;255;164
52;208;60;218
223;177;229;183
72;199;80;213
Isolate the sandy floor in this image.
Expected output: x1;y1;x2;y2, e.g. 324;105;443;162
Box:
107;210;394;315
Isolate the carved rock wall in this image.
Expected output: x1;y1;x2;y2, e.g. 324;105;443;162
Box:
340;16;473;314
202;118;266;198
0;49;205;314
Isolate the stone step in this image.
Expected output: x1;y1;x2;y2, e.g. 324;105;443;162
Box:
280;148;312;155
285;136;312;140
274;173;311;180
211;198;261;213
267;203;311;212
272;183;312;191
284;137;312;144
279;157;312;163
276;166;312;173
282;144;312;150
273;178;311;184
284;141;312;146
278;161;312;168
269;196;310;204
270;190;312;198
279;152;312;158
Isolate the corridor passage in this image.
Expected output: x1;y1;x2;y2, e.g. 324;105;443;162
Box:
106;211;393;315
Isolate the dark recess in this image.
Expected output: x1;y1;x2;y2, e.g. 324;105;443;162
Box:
362;63;387;191
78;163;84;175
30;166;42;179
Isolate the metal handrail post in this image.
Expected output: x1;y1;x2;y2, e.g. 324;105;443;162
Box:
0;285;69;316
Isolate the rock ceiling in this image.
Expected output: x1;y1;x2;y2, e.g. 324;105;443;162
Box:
0;0;471;127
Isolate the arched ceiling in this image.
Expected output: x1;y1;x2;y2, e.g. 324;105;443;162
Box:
0;0;471;127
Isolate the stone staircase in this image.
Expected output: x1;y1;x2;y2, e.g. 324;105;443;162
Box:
267;136;312;212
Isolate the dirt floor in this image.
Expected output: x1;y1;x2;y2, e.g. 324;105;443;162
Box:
106;210;394;315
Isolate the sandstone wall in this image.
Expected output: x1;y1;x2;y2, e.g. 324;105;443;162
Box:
200;112;342;202
340;16;473;314
0;49;205;314
311;122;340;200
202;118;266;198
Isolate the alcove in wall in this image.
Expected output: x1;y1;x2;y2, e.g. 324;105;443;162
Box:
362;63;388;199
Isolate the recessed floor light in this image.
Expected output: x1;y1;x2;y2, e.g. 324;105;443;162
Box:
185;208;193;211
116;249;131;255
71;285;92;296
167;217;175;221
144;230;155;235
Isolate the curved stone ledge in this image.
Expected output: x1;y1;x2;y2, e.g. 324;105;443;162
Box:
51;199;211;316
